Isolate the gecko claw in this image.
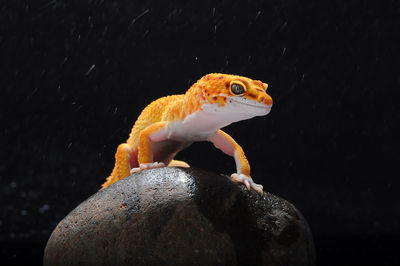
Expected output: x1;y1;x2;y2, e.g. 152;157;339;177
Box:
130;162;166;174
230;173;264;195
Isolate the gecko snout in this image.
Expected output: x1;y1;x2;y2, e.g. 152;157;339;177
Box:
258;94;273;107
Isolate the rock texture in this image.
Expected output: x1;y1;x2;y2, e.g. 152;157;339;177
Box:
44;167;315;266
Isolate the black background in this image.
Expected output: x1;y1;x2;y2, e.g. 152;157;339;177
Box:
1;0;399;265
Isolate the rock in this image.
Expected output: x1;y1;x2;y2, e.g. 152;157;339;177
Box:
44;167;315;266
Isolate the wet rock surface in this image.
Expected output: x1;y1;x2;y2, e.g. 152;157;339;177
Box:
44;167;315;266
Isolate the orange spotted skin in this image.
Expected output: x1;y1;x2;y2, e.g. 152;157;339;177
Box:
102;73;273;191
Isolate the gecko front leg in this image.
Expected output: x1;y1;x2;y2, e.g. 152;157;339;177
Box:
130;122;169;174
208;130;264;194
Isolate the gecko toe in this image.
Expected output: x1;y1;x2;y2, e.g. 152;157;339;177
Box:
244;179;251;190
130;162;166;174
230;173;264;195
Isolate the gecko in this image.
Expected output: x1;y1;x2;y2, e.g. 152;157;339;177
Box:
102;73;273;194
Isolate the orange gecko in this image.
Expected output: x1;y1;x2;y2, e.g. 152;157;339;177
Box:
102;73;273;194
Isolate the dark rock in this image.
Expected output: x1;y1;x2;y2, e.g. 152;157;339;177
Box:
44;167;315;266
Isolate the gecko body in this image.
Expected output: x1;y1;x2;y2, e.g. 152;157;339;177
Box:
102;73;273;194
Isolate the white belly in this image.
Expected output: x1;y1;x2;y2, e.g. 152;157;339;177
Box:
167;101;269;142
168;110;230;141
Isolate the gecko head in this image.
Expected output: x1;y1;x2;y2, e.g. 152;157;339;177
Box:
198;73;273;120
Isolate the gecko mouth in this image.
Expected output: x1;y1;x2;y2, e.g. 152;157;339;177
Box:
231;98;272;110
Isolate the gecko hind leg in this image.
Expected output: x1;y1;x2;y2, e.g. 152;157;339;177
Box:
102;143;134;189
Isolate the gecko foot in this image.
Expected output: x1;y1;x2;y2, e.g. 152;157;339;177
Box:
230;173;264;195
130;162;166;174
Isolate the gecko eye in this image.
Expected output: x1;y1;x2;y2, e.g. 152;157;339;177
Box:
230;83;245;95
